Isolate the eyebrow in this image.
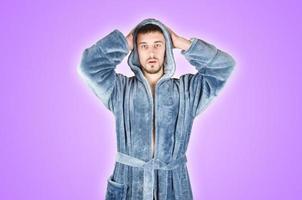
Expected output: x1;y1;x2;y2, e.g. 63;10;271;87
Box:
138;41;164;45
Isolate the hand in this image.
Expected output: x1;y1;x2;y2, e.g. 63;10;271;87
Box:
166;26;192;51
126;29;134;51
166;26;180;49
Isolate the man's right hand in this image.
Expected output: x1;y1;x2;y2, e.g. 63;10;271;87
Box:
126;29;134;51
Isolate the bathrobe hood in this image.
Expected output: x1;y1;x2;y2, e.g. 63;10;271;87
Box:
127;18;176;82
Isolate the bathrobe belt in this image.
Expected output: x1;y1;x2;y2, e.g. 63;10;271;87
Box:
115;152;187;200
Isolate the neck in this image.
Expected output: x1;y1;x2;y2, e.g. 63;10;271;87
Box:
143;67;164;87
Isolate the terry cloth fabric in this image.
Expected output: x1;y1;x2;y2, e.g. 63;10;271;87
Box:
78;18;236;200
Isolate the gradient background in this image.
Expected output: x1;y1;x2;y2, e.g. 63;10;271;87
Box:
1;0;301;199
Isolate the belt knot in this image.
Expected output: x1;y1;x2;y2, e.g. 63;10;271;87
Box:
115;152;187;200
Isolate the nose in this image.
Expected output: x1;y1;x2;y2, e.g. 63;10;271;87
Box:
149;46;156;57
150;51;155;58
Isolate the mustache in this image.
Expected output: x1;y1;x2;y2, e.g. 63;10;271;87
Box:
147;58;158;62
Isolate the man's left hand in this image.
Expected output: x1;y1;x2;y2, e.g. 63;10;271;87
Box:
166;26;192;51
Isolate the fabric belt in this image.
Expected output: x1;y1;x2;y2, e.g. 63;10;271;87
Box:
115;152;187;200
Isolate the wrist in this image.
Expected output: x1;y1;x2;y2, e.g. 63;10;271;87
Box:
175;37;192;51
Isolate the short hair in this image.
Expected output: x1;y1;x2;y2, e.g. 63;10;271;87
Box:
136;24;165;47
136;24;164;35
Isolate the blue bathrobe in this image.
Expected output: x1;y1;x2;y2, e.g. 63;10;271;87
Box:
78;18;236;200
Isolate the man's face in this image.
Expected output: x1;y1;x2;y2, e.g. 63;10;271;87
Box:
137;31;166;75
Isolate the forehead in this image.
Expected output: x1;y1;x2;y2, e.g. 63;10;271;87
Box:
137;31;165;44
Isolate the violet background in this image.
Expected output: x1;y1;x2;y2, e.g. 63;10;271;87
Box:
1;0;301;199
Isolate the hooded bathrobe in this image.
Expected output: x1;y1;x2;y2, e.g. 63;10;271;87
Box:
77;18;236;200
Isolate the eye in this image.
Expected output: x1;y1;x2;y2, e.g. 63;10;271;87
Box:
141;44;148;49
155;43;161;48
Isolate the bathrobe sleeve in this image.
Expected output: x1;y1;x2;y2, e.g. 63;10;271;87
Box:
77;29;129;112
180;38;236;118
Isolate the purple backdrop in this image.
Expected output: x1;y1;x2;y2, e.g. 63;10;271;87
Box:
1;0;301;199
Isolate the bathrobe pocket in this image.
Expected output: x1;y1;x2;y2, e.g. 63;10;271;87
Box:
105;175;128;200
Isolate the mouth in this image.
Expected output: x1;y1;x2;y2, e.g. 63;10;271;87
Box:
148;60;157;64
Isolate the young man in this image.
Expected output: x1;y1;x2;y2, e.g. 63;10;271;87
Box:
78;18;236;200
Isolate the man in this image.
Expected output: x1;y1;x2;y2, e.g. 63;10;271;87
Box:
78;18;235;200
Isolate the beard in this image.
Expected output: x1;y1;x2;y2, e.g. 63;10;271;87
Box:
143;66;162;74
141;61;164;74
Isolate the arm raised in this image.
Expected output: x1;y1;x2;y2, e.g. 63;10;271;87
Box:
180;38;236;117
77;29;129;112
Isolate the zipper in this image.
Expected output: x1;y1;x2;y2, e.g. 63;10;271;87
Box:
153;86;157;159
142;76;162;198
142;77;157;159
152;81;162;159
